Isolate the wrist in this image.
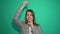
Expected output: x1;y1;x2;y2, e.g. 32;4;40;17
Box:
22;5;26;7
21;5;25;9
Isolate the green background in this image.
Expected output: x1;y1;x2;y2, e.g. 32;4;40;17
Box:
0;0;60;34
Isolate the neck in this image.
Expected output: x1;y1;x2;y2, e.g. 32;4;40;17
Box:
27;21;33;26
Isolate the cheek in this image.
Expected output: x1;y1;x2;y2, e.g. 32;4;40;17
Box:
26;16;28;19
30;16;33;19
26;16;28;20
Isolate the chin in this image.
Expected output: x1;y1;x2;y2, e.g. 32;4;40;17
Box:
28;20;31;22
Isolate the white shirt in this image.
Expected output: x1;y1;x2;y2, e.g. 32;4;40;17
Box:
29;26;32;34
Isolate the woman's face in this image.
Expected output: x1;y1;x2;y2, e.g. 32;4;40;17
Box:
26;11;33;22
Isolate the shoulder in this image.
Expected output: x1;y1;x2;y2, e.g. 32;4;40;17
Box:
35;25;41;28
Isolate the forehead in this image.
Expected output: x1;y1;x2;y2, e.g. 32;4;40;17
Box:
27;11;32;14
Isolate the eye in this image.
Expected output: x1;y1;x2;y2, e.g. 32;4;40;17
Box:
29;14;32;16
27;14;29;16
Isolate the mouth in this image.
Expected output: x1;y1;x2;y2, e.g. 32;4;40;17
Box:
28;18;31;19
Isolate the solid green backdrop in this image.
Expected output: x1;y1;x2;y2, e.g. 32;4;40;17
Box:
0;0;60;34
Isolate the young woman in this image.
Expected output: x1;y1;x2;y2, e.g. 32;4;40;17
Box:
14;1;42;34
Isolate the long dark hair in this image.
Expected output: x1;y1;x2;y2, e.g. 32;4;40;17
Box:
25;9;39;26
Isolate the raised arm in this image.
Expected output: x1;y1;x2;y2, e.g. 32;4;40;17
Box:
14;1;28;27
